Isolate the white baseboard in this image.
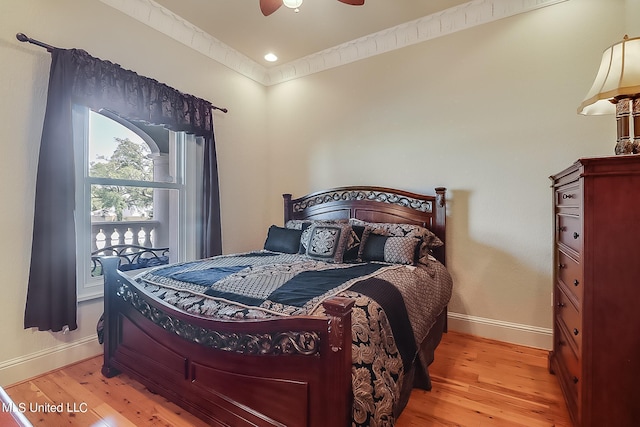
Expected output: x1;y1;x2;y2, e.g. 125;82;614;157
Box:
447;311;553;350
0;336;102;387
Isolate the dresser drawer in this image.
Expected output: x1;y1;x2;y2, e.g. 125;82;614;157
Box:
555;183;581;208
557;214;582;254
556;286;582;354
557;251;583;307
555;322;581;423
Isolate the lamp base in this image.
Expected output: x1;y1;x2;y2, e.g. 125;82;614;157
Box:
614;99;640;154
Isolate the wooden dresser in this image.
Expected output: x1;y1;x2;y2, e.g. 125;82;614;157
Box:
549;155;640;427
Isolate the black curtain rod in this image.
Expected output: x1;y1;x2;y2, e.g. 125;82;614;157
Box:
16;32;56;52
16;32;228;114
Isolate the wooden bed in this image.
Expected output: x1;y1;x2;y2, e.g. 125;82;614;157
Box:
101;186;448;426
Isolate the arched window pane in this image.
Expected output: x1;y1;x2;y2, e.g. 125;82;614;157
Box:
88;111;153;180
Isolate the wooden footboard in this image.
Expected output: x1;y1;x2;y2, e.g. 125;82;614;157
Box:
101;257;355;427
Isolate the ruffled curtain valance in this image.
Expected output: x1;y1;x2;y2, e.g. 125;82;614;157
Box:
68;48;214;137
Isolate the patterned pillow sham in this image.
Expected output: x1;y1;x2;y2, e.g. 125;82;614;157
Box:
348;218;443;248
358;232;420;265
288;219;359;256
304;223;352;263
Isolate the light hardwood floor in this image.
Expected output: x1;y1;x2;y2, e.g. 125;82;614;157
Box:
5;331;571;426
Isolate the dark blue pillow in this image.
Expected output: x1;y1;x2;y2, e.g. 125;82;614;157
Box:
359;233;387;262
264;225;303;254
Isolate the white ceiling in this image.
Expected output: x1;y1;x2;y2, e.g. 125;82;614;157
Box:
151;0;471;66
101;0;567;85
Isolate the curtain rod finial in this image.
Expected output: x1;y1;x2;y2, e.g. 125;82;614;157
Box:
16;32;57;52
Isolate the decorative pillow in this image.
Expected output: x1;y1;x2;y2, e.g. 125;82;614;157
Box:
359;233;420;265
263;225;303;254
304;223;352;263
343;225;366;262
297;222;313;254
302;225;359;256
288;219;357;255
349;218;443;248
285;219;325;254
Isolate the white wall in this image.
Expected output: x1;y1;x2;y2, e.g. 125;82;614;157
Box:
627;0;640;34
265;0;628;347
0;0;268;385
0;0;634;386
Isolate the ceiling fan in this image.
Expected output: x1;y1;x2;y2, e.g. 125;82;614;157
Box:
260;0;365;16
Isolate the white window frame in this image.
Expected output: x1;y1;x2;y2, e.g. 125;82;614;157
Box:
72;105;201;301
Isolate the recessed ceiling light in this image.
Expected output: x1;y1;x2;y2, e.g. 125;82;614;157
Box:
264;53;278;62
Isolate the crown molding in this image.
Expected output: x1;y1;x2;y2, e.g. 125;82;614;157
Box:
100;0;568;87
266;0;569;85
99;0;269;85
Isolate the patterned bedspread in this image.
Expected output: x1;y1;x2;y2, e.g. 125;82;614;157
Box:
135;251;452;426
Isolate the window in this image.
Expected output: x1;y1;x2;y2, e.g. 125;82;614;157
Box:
73;106;202;301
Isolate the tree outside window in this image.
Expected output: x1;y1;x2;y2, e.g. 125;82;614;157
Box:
90;137;154;221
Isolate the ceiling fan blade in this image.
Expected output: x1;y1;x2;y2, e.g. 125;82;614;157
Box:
260;0;282;16
338;0;365;5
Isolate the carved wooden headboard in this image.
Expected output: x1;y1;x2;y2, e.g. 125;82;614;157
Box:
283;186;446;264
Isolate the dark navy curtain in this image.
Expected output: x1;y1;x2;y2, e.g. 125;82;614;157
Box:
25;48;222;332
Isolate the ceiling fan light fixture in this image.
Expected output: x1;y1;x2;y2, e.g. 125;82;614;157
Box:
260;0;362;16
282;0;303;10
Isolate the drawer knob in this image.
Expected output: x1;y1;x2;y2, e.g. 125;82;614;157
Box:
562;194;574;199
557;302;566;308
573;376;579;384
574;279;580;286
558;263;566;269
573;232;580;239
573;328;579;336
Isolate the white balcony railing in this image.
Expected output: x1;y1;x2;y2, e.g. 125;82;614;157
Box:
91;220;161;251
90;220;169;276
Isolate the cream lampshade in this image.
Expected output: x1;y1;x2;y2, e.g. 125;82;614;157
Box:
578;35;640;154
